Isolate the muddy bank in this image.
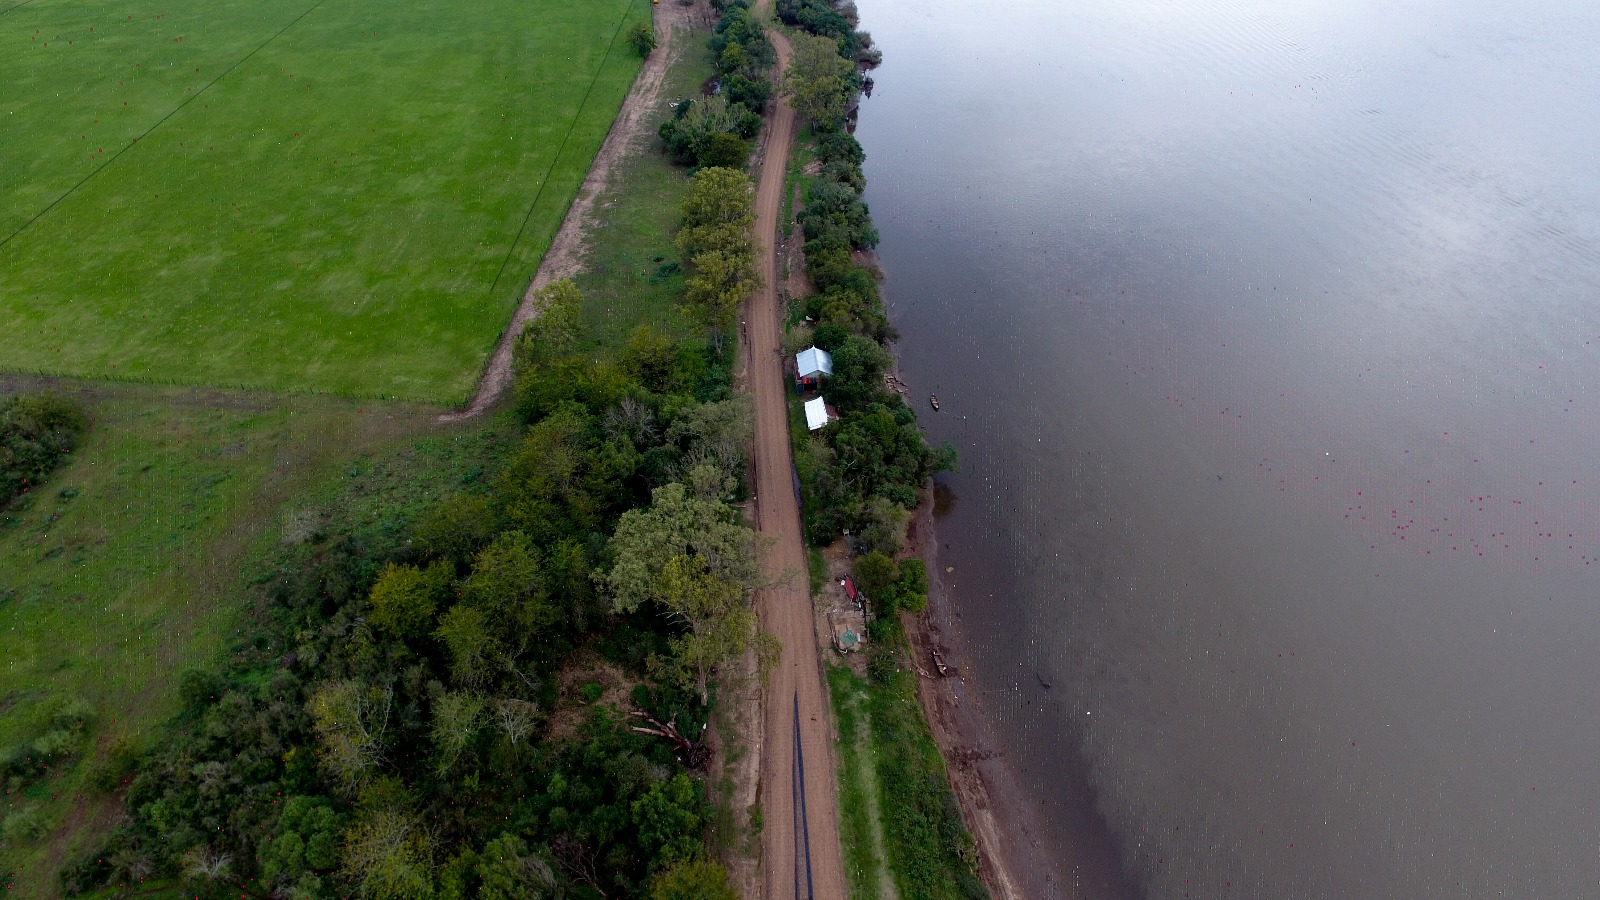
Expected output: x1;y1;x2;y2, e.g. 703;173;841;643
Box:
901;476;1141;899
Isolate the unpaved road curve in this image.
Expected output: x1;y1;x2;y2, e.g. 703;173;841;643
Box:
746;18;848;900
441;0;700;422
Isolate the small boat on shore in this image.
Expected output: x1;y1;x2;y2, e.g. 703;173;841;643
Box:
931;648;950;676
929;394;940;411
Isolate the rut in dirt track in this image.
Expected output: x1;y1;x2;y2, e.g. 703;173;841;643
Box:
744;17;848;900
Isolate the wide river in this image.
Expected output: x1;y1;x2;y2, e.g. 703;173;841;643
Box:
854;0;1600;895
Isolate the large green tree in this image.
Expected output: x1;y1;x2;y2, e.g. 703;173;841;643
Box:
260;796;343;894
340;802;434;900
368;561;452;640
478;833;556;899
657;555;759;705
651;859;741;900
681;166;755;231
308;680;393;796
784;33;855;127
601;482;759;615
682;248;759;334
513;279;584;370
666;396;752;480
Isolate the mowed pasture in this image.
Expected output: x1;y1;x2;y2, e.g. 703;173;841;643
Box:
0;0;648;403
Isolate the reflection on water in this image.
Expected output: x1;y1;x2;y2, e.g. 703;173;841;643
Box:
856;0;1600;895
931;479;957;520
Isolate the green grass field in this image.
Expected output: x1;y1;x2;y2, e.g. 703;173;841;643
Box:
0;0;647;403
0;382;503;893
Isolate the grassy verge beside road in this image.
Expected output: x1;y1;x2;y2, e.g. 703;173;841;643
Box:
829;658;984;900
829;665;891;900
573;38;716;353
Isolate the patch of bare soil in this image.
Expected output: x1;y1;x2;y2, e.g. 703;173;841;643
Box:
815;541;868;678
780;182;813;311
442;0;702;422
543;651;641;746
33;792;124;899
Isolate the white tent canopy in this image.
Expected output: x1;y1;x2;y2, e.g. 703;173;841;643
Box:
804;397;832;431
795;346;834;379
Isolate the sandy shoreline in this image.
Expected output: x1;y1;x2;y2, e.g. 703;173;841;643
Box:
901;486;1071;899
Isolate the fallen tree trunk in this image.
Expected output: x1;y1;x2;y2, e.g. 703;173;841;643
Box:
628;709;711;769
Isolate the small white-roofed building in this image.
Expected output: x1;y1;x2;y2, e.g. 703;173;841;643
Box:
803;397;835;431
795;346;833;388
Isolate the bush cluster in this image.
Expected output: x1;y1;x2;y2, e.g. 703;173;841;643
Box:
1;699;95;795
65;291;747;899
0;393;85;508
659;1;772;169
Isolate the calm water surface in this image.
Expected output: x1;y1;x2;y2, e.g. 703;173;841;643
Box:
855;0;1600;895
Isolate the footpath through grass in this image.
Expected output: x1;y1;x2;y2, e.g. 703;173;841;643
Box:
830;664;892;900
828;658;987;900
0;383;498;894
0;0;647;403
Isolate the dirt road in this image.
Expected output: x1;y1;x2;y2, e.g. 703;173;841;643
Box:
745;20;849;900
441;0;702;422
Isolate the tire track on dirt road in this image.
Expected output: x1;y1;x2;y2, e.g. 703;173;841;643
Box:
744;16;848;900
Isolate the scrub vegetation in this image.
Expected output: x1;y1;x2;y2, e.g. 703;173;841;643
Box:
0;387;458;895
0;395;86;508
0;0;648;403
37;288;762;899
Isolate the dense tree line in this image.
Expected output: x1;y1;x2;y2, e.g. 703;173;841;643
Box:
0;393;85;509
775;14;984;897
775;0;880;65
62;283;754;900
788;120;955;550
676;167;761;341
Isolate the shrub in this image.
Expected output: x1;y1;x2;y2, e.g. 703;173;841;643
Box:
88;734;141;792
722;72;771;111
853;551;899;604
699;131;752;169
368;561;452;640
651;859;739;900
865;645;898;683
897;559;929;613
627;22;657;57
2;805;46;843
0;393;86;507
